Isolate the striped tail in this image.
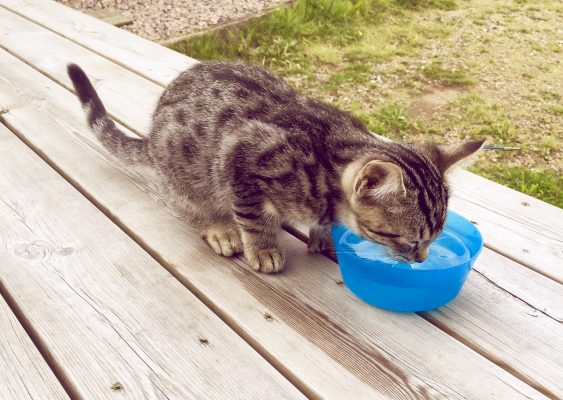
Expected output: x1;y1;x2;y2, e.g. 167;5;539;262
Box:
66;64;151;165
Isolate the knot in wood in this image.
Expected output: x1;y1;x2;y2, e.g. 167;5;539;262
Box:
14;241;52;261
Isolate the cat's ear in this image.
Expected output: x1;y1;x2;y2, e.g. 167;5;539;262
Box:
354;160;406;199
417;140;485;175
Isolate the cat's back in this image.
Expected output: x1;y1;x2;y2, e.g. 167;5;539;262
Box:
148;61;373;179
156;62;296;111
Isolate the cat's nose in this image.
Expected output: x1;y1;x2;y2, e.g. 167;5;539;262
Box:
414;247;429;263
414;254;427;263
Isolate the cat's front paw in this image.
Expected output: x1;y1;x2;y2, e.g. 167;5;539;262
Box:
308;224;334;253
204;224;244;257
245;247;285;273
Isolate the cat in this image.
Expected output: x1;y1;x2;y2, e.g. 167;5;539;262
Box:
67;61;483;273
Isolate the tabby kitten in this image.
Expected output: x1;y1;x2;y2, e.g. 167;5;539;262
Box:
67;62;483;273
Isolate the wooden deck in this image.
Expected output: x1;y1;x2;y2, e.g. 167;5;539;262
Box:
0;1;561;399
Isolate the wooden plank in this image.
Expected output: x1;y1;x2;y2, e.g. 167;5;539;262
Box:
100;14;133;28
0;125;304;399
427;248;563;392
2;0;560;282
449;169;563;283
291;221;563;395
0;0;195;84
474;250;562;323
0;7;161;134
0;9;560;394
83;8;133;27
427;263;563;396
0;47;548;399
0;293;70;400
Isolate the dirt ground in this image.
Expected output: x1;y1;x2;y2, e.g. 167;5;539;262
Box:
60;0;562;204
57;0;289;41
303;0;562;176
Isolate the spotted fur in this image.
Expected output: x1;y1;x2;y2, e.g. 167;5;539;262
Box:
68;61;483;272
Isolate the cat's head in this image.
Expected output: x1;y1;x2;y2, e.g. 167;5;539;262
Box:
340;140;484;263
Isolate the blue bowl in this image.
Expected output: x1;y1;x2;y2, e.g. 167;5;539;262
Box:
331;210;483;312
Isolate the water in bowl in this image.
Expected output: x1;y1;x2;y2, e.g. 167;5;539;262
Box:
342;230;471;270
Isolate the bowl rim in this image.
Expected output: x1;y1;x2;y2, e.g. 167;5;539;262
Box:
331;210;484;272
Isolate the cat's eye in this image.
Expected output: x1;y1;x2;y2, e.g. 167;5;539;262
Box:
367;229;400;238
395;242;416;252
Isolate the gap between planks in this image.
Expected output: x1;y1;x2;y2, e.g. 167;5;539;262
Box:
0;271;81;400
0;121;319;400
1;64;558;400
0;122;307;400
0;4;560;397
0;43;144;141
1;0;560;284
283;226;560;399
0;279;72;400
0;3;190;87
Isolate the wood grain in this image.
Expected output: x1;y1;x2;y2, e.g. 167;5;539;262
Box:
0;124;304;400
0;4;561;389
1;0;559;282
428;251;563;395
290;219;563;396
0;293;70;400
0;46;548;399
449;169;563;283
0;0;195;84
1;11;560;394
0;7;161;134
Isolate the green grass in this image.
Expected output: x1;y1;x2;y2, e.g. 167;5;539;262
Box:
422;61;474;86
472;166;563;208
396;0;456;10
328;63;373;89
343;19;450;63
549;104;563;116
431;95;518;142
540;135;559;153
169;0;377;71
305;43;341;64
356;102;414;139
169;0;458;74
168;0;562;206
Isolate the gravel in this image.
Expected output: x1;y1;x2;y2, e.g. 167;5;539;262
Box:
57;0;289;41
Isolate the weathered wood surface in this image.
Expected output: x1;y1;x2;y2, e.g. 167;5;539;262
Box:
0;291;70;400
0;44;550;400
1;1;562;398
1;9;561;395
289;224;563;397
0;7;159;134
0;124;304;400
84;8;133;27
449;168;563;283
2;0;560;283
0;0;194;84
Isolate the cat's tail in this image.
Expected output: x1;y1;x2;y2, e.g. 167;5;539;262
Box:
66;63;151;165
